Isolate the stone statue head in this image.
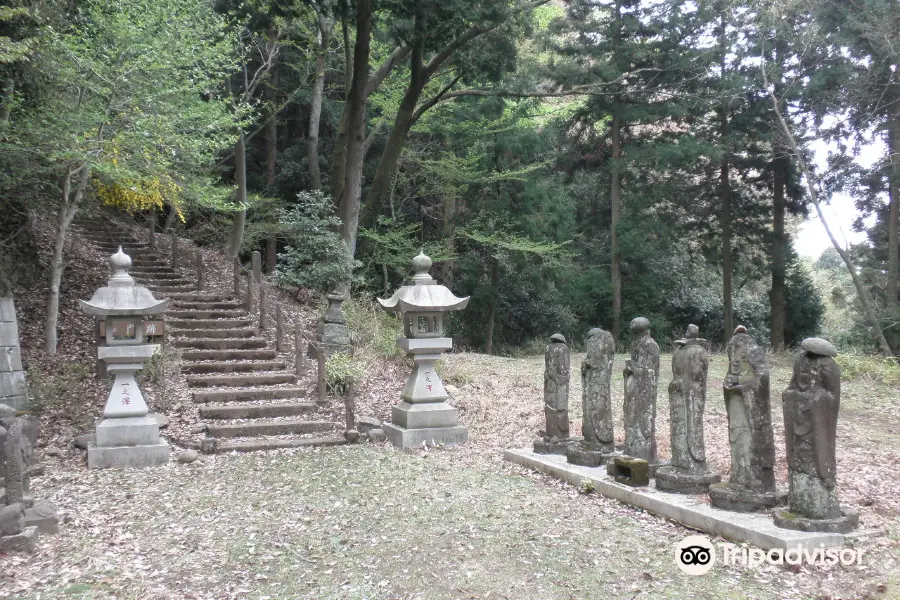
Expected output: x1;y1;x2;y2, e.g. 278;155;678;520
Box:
630;317;650;335
685;324;699;339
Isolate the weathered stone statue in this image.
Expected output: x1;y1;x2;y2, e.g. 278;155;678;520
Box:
709;326;785;512
622;318;661;468
774;338;858;533
534;334;575;454
567;328;616;467
0;404;58;552
656;325;721;494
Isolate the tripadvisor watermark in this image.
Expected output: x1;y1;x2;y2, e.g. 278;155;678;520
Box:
675;535;865;575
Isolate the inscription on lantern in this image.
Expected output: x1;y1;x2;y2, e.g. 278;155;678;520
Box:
110;320;137;341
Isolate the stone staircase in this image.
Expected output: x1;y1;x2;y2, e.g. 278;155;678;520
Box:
72;217;346;453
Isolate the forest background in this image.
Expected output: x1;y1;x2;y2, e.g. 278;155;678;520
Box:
1;0;898;358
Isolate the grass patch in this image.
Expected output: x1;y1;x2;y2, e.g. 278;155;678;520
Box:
836;352;900;386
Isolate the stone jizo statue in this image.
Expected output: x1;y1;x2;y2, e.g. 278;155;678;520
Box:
656;325;721;494
622;317;661;466
774;338;858;533
535;334;576;454
709;326;785;512
567;328;616;467
0;404;57;552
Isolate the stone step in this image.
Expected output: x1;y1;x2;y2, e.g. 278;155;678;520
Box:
172;301;245;310
187;372;296;388
96;243;149;250
167;293;236;302
172;338;268;350
167;310;247;320
136;279;193;288
206;419;337;439
173;328;257;339
209;435;346;453
146;285;197;294
193;386;305;403
145;281;196;290
180;349;278;361
184;360;286;374
132;272;184;281
130;267;176;274
198;402;314;420
167;319;253;330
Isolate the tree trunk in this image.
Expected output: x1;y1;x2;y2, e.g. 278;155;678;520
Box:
148;205;157;251
771;154;787;350
266;237;277;274
887;111;898;312
338;0;372;264
46;165;91;354
441;193;456;287
162;206;177;233
363;34;427;227
308;17;332;191
718;9;733;343
721;157;733;342
0;80;12;123
331;105;351;205
485;255;499;355
610;0;623;344
266;67;279;189
610;109;622;344
767;85;894;357
228;131;248;259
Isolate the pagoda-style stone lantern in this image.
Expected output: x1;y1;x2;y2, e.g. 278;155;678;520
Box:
80;248;170;469
378;251;469;448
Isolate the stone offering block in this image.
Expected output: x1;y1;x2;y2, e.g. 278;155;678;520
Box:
611;456;649;487
773;509;859;534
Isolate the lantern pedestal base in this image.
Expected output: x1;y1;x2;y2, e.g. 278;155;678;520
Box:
88;416;170;469
392;401;460;429
87;441;170;469
383;422;468;448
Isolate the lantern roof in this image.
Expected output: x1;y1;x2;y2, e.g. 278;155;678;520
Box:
80;247;168;316
378;251;469;313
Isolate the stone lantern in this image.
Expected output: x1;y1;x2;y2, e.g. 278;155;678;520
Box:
378;251;469;448
80;248;170;468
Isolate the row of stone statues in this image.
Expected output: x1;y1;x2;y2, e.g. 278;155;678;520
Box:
535;319;857;533
0;405;59;551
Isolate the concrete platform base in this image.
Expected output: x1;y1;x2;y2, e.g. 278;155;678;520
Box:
774;509;859;534
383;423;468;448
87;441;170;469
504;448;881;551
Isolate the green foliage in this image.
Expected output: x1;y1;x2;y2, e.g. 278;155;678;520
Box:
0;0;241;213
138;345;182;411
325;351;364;396
275;191;360;293
342;297;404;359
25;362;94;427
579;478;596;495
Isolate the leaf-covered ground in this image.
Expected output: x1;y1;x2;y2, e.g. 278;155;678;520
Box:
6;444;894;600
